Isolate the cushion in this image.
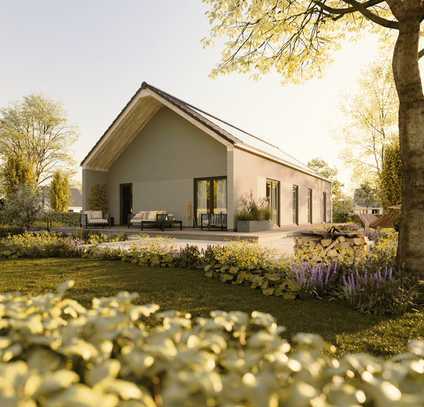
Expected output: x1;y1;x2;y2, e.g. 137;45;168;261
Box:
146;211;157;221
132;211;145;220
84;210;103;220
88;218;108;224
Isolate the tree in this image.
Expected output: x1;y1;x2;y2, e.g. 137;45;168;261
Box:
50;170;70;212
379;141;402;208
204;0;424;274
88;184;108;214
340;59;398;184
1;155;36;196
307;158;352;222
0;94;77;185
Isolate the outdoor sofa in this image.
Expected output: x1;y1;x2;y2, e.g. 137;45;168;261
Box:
81;210;111;228
129;211;183;231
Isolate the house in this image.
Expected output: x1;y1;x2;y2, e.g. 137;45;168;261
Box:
353;188;383;216
81;83;332;230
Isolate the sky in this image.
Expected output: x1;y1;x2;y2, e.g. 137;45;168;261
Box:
0;1;386;192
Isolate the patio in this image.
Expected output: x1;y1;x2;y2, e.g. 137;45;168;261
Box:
53;224;326;257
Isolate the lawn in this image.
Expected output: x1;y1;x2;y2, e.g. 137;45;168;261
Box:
1;257;422;357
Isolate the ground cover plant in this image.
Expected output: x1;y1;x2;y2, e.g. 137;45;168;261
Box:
0;231;421;316
1;258;422;359
0;281;422;406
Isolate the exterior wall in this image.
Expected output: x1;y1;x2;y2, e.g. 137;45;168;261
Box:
233;147;332;227
105;107;227;225
81;168;108;210
354;205;383;215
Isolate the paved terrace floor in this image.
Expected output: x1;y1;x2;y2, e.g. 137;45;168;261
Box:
55;224;327;257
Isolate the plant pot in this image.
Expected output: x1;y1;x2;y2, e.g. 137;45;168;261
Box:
236;220;273;233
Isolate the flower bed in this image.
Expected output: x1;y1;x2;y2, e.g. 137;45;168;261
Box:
0;283;422;406
0;231;420;316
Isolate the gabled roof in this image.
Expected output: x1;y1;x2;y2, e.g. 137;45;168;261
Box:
81;82;330;182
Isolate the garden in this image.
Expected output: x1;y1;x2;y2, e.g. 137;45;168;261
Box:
0;228;423;405
0;197;423;405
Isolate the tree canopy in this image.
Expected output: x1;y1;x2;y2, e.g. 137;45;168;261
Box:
1;155;36;197
340;58;398;184
0;95;77;185
204;0;397;82
50;170;71;213
204;0;424;274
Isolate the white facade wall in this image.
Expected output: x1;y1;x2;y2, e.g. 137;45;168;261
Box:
232;147;332;227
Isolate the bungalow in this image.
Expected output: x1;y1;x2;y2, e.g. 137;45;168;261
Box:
81;82;332;230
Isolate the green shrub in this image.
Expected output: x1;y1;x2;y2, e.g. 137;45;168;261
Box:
0;283;422;406
236;193;271;221
0;225;25;238
0;232;80;259
88;184;108;213
86;232;128;245
44;211;82;227
1;185;44;228
203;242;299;299
341;268;419;315
367;229;398;268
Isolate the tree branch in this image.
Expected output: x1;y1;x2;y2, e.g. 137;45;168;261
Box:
313;0;385;15
341;0;399;29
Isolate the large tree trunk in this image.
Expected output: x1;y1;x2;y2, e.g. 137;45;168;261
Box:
390;10;424;275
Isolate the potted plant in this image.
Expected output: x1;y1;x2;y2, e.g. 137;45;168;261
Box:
236;193;272;232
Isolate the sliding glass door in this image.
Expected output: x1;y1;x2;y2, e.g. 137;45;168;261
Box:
194;177;227;226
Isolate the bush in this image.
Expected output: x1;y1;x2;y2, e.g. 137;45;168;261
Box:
44;211;82;227
341;267;419;315
0;232;80;259
0;284;422;406
367;228;398;268
203;243;299;299
236;193;271;221
86;232;128;245
0;225;25;238
88;184;108;213
1;185;44;228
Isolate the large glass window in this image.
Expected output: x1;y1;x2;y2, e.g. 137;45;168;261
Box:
266;179;280;226
194;177;227;226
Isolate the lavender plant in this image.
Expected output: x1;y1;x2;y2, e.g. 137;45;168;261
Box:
292;262;339;298
341;267;417;315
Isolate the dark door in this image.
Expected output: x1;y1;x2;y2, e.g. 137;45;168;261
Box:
120;183;133;225
292;185;299;225
266;179;280;226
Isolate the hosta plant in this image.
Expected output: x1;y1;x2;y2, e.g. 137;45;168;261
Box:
0;283;422;407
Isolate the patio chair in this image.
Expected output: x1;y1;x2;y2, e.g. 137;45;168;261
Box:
200;213;227;231
81;210;110;228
